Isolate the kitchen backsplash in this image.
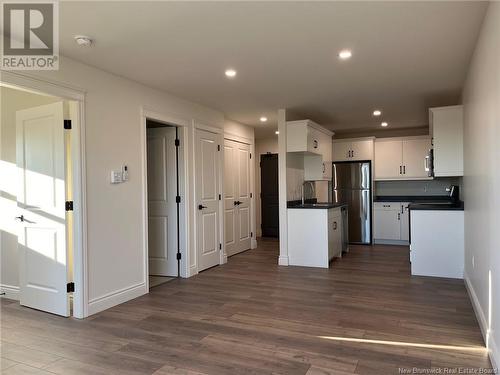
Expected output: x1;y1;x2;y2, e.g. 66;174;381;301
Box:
375;177;463;197
286;153;305;201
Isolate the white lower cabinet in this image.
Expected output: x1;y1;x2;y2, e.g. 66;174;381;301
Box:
288;206;343;268
410;209;464;278
374;202;410;244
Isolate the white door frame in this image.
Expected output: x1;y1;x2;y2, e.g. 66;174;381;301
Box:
223;132;257;250
0;71;88;318
141;109;189;281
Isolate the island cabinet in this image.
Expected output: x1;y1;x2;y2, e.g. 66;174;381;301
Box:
287;206;344;268
374;202;410;244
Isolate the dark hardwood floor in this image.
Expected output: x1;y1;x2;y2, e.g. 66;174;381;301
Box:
1;239;491;374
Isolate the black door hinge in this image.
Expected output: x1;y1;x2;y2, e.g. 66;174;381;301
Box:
218;145;221;151
176;253;182;261
65;201;73;211
175;139;180;147
64;120;72;130
67;282;75;293
176;196;181;203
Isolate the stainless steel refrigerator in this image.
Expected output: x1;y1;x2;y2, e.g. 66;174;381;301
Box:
331;162;371;244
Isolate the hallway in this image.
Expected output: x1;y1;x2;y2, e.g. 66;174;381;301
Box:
0;239;490;374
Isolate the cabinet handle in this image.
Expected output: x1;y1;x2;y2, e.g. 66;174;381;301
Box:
398;213;400;220
351;150;354;158
400;166;402;174
313;140;318;149
403;165;406;174
323;163;325;173
333;221;337;230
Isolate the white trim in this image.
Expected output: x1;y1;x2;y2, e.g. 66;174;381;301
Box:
0;72;88;319
278;109;288;266
88;282;147;316
374;239;409;246
464;272;499;369
0;285;20;301
224;131;253;145
194;121;223;134
140;108;190;284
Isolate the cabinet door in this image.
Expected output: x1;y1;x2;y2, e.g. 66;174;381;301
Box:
333;141;351;161
402;139;431;179
351;140;373;161
307;127;322;154
400;203;410;242
374;140;403;180
374;208;401;240
319;131;332;161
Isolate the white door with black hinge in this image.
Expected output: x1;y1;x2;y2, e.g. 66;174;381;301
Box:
147;126;178;277
223;139;251;257
16;102;70;317
195;129;221;271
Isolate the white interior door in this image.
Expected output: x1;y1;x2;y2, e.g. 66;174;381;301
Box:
224;139;251;257
235;141;251;254
147;127;178;277
195;129;221;272
16;102;70;317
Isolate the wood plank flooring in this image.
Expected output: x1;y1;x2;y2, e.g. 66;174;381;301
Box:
1;239;491;374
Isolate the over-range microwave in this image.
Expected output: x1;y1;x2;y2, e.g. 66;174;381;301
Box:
425;148;434;177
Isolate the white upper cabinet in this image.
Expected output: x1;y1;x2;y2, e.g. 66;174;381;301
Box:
287;120;333;157
375;137;431;180
429;105;464;177
332;138;374;161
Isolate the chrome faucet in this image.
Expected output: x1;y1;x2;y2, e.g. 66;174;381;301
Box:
302;181;315;203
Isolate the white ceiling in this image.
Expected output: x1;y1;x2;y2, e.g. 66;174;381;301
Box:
59;1;487;138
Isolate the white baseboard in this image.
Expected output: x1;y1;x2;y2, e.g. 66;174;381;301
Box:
251;239;258;249
278;255;289;266
88;282;147;316
0;284;20;301
464;272;499;369
374;239;409;246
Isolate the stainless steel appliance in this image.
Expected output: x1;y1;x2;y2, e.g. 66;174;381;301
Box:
340;205;350;252
425;148;434;177
332;162;371;244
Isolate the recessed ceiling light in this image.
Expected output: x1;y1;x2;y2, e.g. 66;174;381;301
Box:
275;130;279;135
338;49;352;60
373;110;382;116
74;35;93;47
381;122;388;127
225;69;237;78
260;116;268;122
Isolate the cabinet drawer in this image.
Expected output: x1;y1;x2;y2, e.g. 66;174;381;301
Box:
374;202;400;211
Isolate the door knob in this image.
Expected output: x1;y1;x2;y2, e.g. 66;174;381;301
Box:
198;204;207;210
15;215;25;222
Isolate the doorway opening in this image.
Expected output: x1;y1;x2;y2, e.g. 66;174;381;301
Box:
0;84;84;318
145;119;183;288
260;153;279;238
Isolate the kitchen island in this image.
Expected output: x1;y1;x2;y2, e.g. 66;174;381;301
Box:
287;202;348;268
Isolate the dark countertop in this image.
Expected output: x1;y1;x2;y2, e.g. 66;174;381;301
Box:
408;200;464;211
375;195;453;203
287;199;347;210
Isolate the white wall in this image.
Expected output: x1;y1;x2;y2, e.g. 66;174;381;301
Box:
255;137;278;237
15;56;226;315
462;2;500;368
0;87;60;299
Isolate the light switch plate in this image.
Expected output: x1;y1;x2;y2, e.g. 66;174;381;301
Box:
111;170;123;184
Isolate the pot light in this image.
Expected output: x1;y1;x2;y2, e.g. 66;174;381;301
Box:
225;69;237;78
74;35;93;47
275;130;279;135
338;49;352;60
373;110;382;116
381;122;388;127
260;116;268;123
